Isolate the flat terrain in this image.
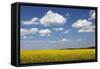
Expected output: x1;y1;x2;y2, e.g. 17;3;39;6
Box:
20;49;95;64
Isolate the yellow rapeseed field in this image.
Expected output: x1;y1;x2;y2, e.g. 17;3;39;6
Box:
20;49;95;64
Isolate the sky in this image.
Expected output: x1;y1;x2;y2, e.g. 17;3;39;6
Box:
20;5;96;50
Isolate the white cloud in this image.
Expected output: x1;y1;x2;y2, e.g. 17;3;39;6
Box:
22;17;39;25
30;28;39;34
21;35;34;39
21;28;30;36
88;10;95;20
72;19;95;32
20;28;30;39
20;28;39;36
39;29;52;36
40;10;66;26
21;28;52;37
52;27;64;31
61;38;68;42
78;25;95;32
21;10;67;26
72;19;92;29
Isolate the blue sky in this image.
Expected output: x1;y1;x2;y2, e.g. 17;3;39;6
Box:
20;5;96;50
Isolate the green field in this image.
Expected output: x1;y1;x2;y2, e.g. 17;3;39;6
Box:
20;49;95;64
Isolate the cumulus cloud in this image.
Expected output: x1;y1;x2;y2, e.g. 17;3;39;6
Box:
72;19;95;32
20;28;39;37
21;28;52;37
61;38;68;42
78;25;95;32
22;17;39;25
72;19;92;29
40;10;66;26
21;28;30;36
39;29;52;36
21;10;66;26
52;27;64;31
20;28;30;39
88;10;95;20
30;28;39;34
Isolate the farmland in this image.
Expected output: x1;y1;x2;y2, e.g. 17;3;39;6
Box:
20;49;95;64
